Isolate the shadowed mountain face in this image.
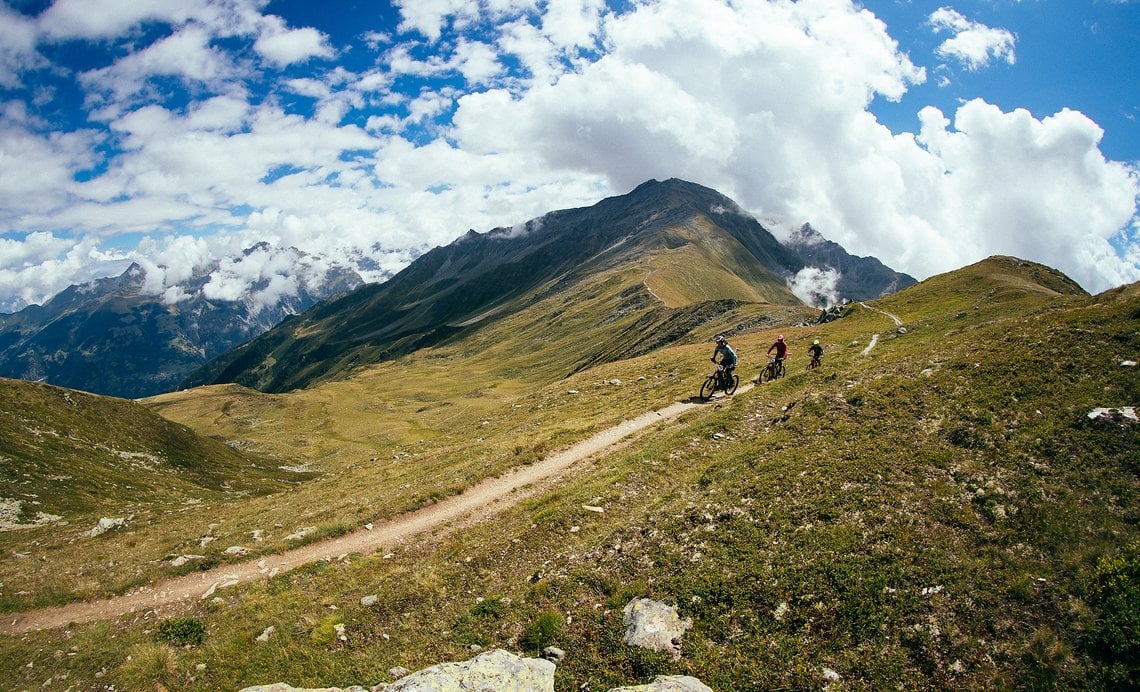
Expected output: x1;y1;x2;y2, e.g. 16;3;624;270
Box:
0;247;362;399
185;179;916;393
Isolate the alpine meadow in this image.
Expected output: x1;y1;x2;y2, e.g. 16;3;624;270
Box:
0;181;1137;690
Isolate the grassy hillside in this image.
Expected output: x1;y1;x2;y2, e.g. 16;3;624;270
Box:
0;379;310;607
1;258;1137;690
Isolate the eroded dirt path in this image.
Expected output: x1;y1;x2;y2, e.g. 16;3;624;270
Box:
859;301;903;327
3;393;746;635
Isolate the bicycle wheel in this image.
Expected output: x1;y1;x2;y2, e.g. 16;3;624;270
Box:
761;365;774;383
699;376;717;400
726;374;739;395
776;362;785;379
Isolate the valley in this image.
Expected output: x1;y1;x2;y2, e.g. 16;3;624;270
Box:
0;179;1135;690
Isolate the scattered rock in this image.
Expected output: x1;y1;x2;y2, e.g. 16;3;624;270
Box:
224;546;250;556
609;675;713;691
541;646;565;662
773;601;789;622
1121;360;1137;367
360;595;379;607
822;667;842;682
255;626;275;643
170;555;205;567
622;598;692;660
86;517;125;537
1087;407;1138;425
388;666;409;679
284;527;314;541
582;505;605;513
201;576;240;600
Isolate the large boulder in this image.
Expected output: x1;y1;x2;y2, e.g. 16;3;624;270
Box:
239;649;554;692
622;598;693;660
610;675;713;691
385;648;555;690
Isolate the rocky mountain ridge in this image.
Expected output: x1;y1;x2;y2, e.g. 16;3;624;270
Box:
186;179;915;393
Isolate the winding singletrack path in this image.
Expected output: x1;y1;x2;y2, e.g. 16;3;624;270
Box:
858;302;904;355
3;390;751;635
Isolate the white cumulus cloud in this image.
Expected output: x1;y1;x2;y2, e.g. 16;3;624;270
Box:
788;266;841;308
929;7;1016;71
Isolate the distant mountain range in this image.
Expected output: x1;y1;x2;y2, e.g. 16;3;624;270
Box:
0;245;362;398
185;178;916;393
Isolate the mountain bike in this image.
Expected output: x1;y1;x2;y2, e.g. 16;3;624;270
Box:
700;364;739;400
808;353;822;369
761;356;785;382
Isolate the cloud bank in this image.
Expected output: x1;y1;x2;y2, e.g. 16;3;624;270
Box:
0;0;1135;313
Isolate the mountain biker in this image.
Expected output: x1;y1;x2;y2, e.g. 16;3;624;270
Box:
711;335;738;387
808;339;823;367
767;334;788;371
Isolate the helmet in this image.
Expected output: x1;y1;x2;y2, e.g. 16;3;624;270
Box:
813;339;819;345
714;335;726;343
777;334;784;341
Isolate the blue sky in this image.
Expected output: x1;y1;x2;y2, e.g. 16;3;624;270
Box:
0;0;1137;312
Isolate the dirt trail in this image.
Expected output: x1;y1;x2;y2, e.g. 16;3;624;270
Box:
859;301;903;327
3;392;749;635
858;302;903;356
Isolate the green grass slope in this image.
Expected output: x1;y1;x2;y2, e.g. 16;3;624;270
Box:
0;378;310;606
1;257;1137;690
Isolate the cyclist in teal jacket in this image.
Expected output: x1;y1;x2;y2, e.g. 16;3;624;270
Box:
711;335;738;387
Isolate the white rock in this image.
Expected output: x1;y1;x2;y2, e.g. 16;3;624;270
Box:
360;595;379;607
86;517;125;537
609;675;713;691
622;598;692;660
224;546;250;556
170;554;205;567
1088;407;1138;424
255;626;275;643
284;527;314;541
385;649;554;691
